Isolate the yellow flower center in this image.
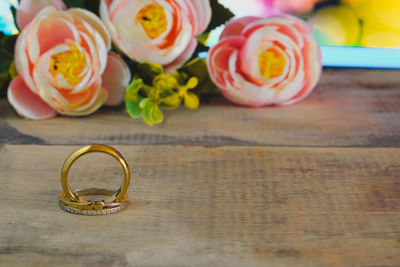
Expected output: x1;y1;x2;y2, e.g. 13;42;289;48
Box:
137;3;168;39
49;44;86;86
258;47;287;79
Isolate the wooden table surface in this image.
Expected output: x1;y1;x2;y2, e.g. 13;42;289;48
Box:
0;69;399;266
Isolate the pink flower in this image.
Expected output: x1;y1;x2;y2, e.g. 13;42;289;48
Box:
271;0;321;14
100;0;211;72
8;0;131;120
207;15;322;107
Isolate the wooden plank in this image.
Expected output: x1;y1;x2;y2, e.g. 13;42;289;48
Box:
1;69;400;147
1;145;399;266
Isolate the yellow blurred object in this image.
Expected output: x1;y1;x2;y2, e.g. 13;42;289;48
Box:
308;5;361;46
361;30;400;48
342;0;400;48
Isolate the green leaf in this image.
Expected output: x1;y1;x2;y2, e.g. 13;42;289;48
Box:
1;35;17;54
84;0;100;15
10;6;17;32
0;34;12;98
8;61;17;79
0;72;10;97
151;104;164;124
206;0;234;32
137;62;164;85
125;79;146;102
125;95;143;118
0;72;8;85
181;58;218;96
0;62;11;74
0;49;13;61
65;0;85;8
141;99;156;125
139;98;164;125
184;92;200;110
126;79;144;94
139;98;151;110
197;32;210;46
0;52;12;74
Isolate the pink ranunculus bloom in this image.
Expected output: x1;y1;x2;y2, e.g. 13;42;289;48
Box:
8;0;131;120
207;15;322;107
100;0;212;72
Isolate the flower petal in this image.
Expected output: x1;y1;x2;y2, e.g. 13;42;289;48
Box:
14;28;37;93
164;38;197;73
24;7;80;63
207;36;246;88
17;0;66;30
220;16;260;40
7;76;57;120
184;0;212;35
68;8;111;50
102;52;131;106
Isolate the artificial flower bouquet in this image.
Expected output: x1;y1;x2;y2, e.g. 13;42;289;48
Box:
1;0;322;125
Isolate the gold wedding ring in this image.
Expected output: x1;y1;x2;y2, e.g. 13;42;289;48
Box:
59;144;130;215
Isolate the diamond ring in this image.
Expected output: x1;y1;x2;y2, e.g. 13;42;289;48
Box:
59;144;130;215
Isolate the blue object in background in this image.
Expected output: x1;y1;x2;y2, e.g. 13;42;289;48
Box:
0;0;19;35
321;46;400;69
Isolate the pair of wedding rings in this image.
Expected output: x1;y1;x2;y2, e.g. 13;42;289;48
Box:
59;144;130;216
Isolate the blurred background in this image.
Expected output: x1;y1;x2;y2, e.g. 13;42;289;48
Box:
1;0;400;54
223;0;400;49
219;0;400;49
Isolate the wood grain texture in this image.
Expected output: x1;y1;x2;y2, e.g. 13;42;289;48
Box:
1;68;400;266
1;145;400;266
1;69;399;147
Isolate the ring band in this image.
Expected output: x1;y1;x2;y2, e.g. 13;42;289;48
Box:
59;189;128;216
59;144;130;215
